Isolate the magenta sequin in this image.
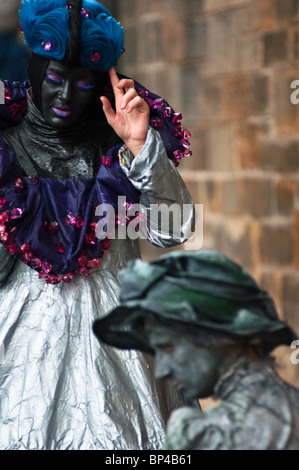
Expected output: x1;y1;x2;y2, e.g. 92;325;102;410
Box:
89;52;102;63
42;41;52;51
62;273;74;283
0;232;8;242
0;211;9;223
139;90;149;99
85;233;96;245
180;138;191;149
121;201;134;211
49;222;59;234
10;208;23;220
80;7;90;17
14;178;24;193
23;252;33;264
150;117;163;129
8;243;19;254
75;216;84;229
4;88;11;101
153;98;164;109
54;243;65;254
101;156;112;167
174;125;183;137
65;213;77;225
42;262;52;274
31;258;42;269
183;129;192;139
161;107;172;118
29;176;40;185
0;198;7;208
101;239;111;251
46;275;62;285
80;267;90;277
87;259;100;269
20;243;31;253
173;150;184;161
66;213;84;228
78;255;88;267
172;113;182;125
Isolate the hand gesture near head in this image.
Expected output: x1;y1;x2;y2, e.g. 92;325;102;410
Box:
100;67;150;157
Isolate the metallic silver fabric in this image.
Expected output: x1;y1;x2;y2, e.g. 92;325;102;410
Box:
1;93;120;180
0;128;193;450
164;358;299;450
120;128;194;247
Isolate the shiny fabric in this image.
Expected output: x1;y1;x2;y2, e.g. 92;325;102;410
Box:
164;358;299;450
0;240;180;450
2;92;120;180
0;84;194;449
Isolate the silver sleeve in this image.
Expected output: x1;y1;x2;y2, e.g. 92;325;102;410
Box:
119;127;194;247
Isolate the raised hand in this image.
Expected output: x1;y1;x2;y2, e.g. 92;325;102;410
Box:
100;67;150;157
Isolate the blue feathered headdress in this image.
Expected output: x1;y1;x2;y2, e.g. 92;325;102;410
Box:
19;0;124;72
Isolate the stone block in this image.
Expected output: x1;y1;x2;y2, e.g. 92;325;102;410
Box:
264;30;288;66
203;8;254;75
274;71;299;133
162;15;187;62
276;0;299;20
252;74;270;114
172;64;200;121
260;138;299;172
260;223;294;265
237;123;260;169
137;20;164;64
206;123;237;171
116;0;136;18
186;17;207;60
122;24;139;67
242;177;273;217
213;218;255;270
221;179;243;214
282;273;299;330
276;180;296;215
202;0;247;11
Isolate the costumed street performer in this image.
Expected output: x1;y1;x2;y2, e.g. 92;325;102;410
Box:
94;250;299;450
0;0;194;450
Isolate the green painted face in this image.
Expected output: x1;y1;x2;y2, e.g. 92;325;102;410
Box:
147;323;225;400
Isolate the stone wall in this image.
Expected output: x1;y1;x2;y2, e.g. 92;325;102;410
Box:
102;0;299;386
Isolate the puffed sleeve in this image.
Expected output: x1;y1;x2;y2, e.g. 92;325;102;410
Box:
164;407;227;451
119;127;194;247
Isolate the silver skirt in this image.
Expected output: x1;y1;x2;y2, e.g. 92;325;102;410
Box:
0;239;181;450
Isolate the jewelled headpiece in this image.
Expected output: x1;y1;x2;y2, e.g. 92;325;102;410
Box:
19;0;124;72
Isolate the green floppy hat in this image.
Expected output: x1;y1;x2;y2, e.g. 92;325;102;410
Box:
93;250;296;355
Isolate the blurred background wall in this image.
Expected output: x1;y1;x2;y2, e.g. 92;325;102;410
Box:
100;0;299;388
0;0;29;82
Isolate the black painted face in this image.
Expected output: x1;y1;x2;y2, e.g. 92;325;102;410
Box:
41;60;96;129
